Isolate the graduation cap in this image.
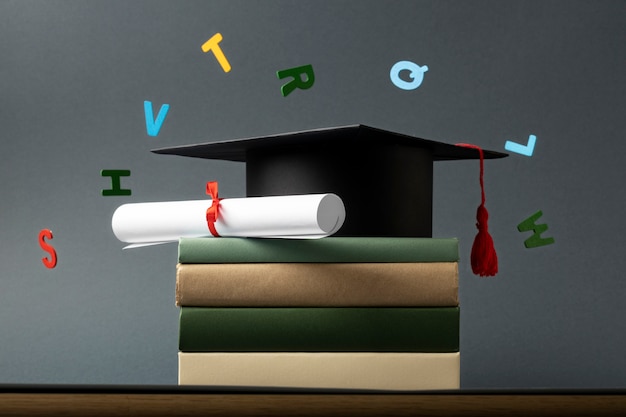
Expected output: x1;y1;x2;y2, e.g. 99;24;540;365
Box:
152;124;507;276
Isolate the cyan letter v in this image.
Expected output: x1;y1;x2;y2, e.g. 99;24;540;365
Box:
144;100;170;136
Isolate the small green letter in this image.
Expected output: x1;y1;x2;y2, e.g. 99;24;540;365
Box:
101;169;131;196
277;64;315;97
517;210;555;248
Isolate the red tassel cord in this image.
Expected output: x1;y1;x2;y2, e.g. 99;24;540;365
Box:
455;144;498;277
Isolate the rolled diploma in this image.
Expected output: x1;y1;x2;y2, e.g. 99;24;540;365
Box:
111;193;345;245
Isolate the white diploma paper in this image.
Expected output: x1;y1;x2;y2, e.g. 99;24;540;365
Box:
111;193;345;248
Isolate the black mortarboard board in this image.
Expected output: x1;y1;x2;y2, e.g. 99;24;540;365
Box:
152;124;507;240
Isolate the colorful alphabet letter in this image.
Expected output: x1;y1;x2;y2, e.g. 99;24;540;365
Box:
517;210;555;248
144;101;170;137
276;64;315;97
101;169;132;196
505;135;537;157
39;229;57;269
201;33;231;73
390;61;429;90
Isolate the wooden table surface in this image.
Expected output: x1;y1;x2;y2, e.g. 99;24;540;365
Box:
1;385;625;416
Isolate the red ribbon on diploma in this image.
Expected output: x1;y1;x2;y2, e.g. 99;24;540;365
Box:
205;181;221;237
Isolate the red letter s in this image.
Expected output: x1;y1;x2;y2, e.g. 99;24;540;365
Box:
39;229;57;269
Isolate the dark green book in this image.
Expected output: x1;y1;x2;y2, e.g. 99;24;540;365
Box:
178;237;459;264
179;307;459;352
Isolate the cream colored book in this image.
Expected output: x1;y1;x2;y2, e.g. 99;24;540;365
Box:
176;262;458;307
178;352;460;390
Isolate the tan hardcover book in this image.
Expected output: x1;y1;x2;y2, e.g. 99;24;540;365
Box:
178;352;460;390
176;262;458;307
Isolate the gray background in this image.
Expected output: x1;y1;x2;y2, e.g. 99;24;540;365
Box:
1;0;625;388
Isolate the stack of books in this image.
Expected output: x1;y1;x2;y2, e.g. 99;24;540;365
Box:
175;236;460;390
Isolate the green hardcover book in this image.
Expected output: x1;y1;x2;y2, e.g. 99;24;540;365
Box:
178;237;459;264
179;307;459;352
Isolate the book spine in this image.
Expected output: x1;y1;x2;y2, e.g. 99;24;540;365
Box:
178;352;460;390
179;307;459;352
178;237;459;264
176;262;458;307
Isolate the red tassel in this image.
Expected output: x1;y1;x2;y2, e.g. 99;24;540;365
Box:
456;143;498;277
471;204;498;276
